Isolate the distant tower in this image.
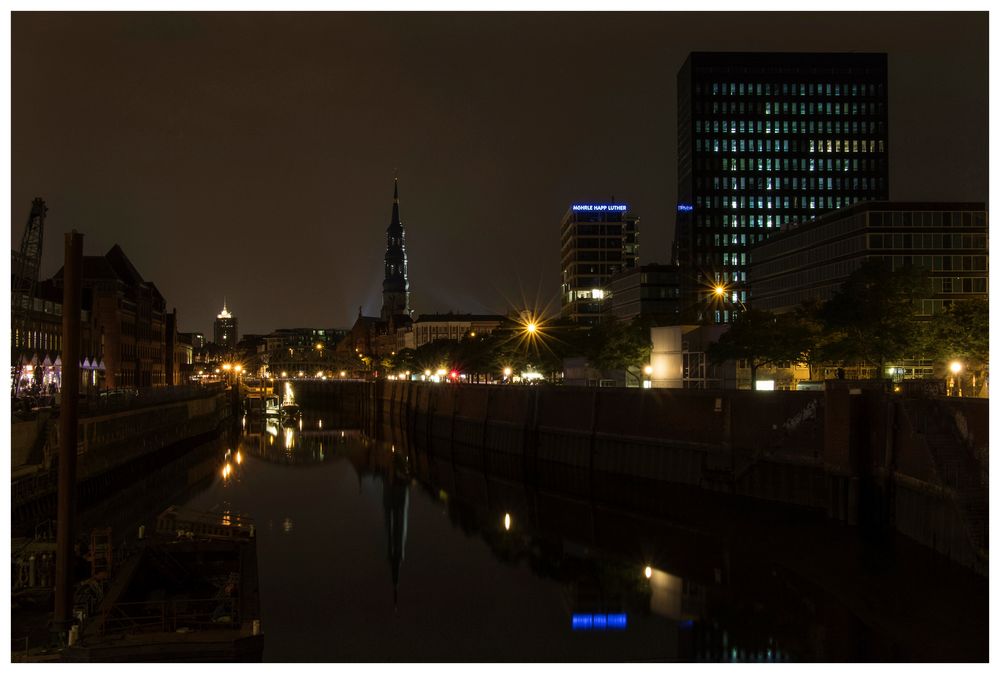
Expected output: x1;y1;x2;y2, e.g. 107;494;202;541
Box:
381;178;411;321
214;299;238;346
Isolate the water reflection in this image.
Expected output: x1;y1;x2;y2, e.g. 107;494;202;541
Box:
172;413;987;662
242;416;361;465
342;433;411;607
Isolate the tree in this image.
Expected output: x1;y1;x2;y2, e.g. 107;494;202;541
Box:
927;297;989;392
821;260;931;376
586;317;652;373
707;309;810;389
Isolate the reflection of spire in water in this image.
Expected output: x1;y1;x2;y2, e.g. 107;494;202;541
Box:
383;466;409;610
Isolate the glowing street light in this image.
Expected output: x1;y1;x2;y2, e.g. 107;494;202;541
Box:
525;322;537;334
234;364;242;373
643;365;653;376
503;367;513;378
949;361;963;375
503;513;511;531
644;565;653;579
222;363;232;371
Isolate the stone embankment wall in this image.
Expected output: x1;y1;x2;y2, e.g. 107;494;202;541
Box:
367;380;987;575
10;386;233;535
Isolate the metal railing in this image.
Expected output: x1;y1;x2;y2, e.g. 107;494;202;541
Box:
99;597;241;635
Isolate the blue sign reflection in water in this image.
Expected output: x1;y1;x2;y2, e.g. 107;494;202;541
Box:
572;614;627;631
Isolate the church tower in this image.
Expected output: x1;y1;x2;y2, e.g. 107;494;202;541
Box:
381;178;411;321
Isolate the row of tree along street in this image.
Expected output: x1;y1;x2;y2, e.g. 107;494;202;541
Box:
707;260;988;390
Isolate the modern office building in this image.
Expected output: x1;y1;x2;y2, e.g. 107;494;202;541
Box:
560;203;639;324
214;300;238;346
608;263;681;323
675;52;889;323
751;201;988;315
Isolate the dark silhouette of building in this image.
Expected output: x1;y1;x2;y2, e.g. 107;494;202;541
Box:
608;263;680;323
675;52;889;323
213;300;238;346
382;178;411;322
751;201;988;314
560;203;639;324
52;244;167;388
344;178;415;359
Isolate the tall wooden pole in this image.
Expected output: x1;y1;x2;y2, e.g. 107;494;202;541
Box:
54;231;82;640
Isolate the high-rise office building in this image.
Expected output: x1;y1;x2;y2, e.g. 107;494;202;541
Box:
214;300;238;346
675;52;889;323
560;203;638;324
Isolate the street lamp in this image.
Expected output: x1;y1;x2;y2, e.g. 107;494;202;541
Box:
949;360;964;397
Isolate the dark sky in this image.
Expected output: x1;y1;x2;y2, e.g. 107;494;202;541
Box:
12;12;988;336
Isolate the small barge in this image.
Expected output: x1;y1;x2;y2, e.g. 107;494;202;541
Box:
63;506;263;662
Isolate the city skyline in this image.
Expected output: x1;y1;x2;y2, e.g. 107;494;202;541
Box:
11;12;988;336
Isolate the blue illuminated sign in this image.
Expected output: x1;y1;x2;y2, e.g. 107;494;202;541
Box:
572;204;628;212
676;203;694;213
571;613;627;631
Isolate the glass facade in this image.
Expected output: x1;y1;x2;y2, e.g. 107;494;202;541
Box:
675;52;889;322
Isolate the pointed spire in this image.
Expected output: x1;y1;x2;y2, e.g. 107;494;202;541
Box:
390;177;400;227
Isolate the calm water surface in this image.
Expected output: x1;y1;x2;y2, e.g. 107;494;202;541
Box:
175;411;986;662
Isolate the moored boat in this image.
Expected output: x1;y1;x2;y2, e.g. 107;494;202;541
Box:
63;507;263;662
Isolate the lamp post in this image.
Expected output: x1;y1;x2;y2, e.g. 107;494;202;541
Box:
949;360;963;397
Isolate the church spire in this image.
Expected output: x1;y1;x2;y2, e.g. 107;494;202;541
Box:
390;176;400;228
382;175;410;321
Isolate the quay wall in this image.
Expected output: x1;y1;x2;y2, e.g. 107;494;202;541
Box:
11;386;233;535
368;380;987;575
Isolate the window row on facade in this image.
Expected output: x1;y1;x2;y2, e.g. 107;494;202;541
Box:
867;210;987;228
699;137;885;154
869;232;988;250
698;100;885;118
882;254;987;273
695;194;871;214
708;156;884;174
699;81;884;98
706;175;880;193
696;118;881;135
14;328;62;352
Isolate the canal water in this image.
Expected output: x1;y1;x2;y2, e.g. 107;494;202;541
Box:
170;410;986;662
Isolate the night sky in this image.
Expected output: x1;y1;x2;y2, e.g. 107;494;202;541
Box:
11;12;988;336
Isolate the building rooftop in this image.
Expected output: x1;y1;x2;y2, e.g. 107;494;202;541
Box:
754;200;988;249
